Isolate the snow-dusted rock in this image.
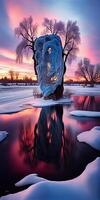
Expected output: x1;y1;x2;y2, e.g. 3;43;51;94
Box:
70;110;100;117
77;127;100;151
34;34;64;97
0;131;8;142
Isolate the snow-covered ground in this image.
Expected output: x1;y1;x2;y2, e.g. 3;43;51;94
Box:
77;127;100;151
65;85;100;96
0;85;100;114
1;159;100;200
1;126;100;200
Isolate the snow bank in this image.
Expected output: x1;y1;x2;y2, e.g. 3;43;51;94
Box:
15;174;46;187
0;131;8;142
70;110;100;117
1;158;100;200
77;127;100;151
0;85;100;114
64;85;100;96
0;97;72;114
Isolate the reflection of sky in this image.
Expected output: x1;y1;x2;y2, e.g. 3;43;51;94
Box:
0;102;99;187
0;0;100;78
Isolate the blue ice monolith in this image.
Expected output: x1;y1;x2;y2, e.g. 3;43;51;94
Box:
34;34;64;97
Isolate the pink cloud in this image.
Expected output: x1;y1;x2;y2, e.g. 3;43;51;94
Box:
78;35;100;64
6;0;56;30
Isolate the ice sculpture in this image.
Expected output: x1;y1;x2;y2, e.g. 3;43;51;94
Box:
34;34;64;99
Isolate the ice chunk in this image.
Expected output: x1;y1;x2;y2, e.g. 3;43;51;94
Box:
70;110;100;117
34;34;64;97
31;97;73;107
77;127;100;151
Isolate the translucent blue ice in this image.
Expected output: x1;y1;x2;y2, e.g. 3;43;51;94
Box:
34;34;64;97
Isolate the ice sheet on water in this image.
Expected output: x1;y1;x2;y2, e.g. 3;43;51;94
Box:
77;126;100;151
0;97;73;114
70;110;100;117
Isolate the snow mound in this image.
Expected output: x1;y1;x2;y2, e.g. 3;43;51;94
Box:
77;127;100;151
1;158;100;200
70;110;100;117
15;174;46;187
0;131;8;142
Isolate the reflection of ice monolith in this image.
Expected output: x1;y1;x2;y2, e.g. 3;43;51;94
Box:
34;34;64;100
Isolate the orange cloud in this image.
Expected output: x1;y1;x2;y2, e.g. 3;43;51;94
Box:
0;47;35;78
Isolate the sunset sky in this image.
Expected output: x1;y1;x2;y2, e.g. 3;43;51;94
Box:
0;0;100;80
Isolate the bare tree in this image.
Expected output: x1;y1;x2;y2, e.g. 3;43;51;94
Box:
43;18;65;35
75;58;100;86
15;16;38;75
9;70;15;81
63;20;80;73
15;72;19;80
43;18;80;74
15;72;19;85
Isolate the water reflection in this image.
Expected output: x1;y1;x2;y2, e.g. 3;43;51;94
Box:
74;96;100;111
0;96;100;195
18;105;99;181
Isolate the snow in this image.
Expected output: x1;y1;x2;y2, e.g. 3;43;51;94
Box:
0;92;72;114
31;97;73;107
15;174;46;187
64;85;100;96
0;97;72;114
1;158;100;200
0;131;8;142
0;85;100;114
77;127;100;151
34;34;64;97
70;110;100;117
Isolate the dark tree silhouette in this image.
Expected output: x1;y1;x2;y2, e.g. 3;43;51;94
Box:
8;70;15;81
15;71;19;80
15;16;38;75
75;58;100;86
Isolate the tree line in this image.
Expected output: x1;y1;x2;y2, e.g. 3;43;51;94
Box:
0;70;37;85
